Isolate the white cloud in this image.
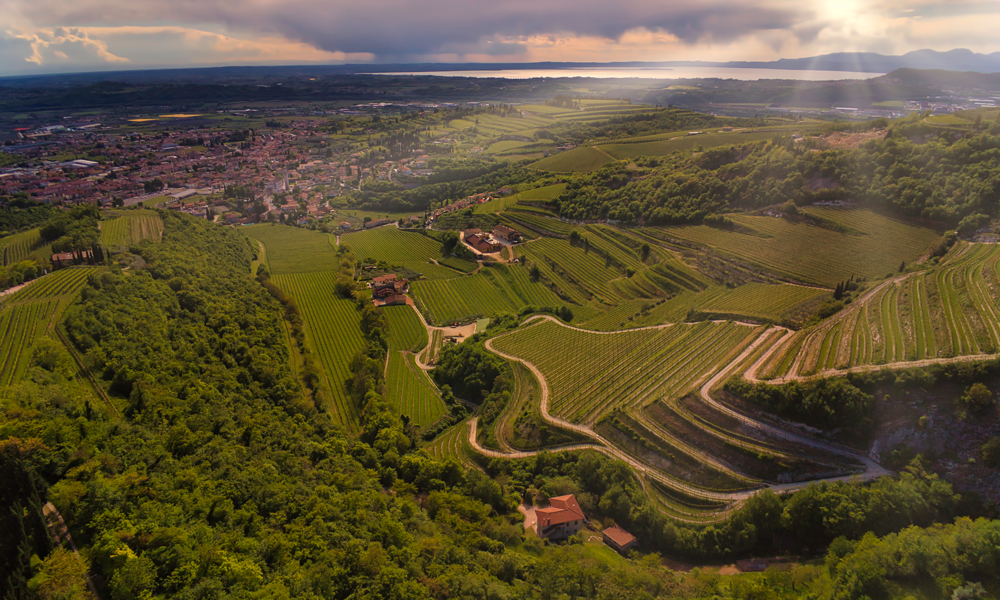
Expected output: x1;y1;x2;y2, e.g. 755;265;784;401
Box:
0;27;128;73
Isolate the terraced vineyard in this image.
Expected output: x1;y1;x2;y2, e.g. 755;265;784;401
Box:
693;283;826;321
383;304;428;352
385;352;447;428
100;211;164;246
425;419;480;470
491;318;762;424
380;304;447;428
750;242;1000;381
0;267;99;386
0;228;48;266
272;272;366;429
411;265;566;325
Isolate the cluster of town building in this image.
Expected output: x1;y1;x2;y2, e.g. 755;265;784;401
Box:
0;115;436;227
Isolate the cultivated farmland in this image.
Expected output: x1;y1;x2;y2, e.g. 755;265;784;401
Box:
272;271;366;429
491;318;762;424
0;266;100;386
411;265;566;325
529;147;617;173
385;351;447;429
100;210;164;247
693;283;826;321
648;208;942;288
749;242;1000;381
343;227;477;276
243;224;342;274
0;228;48;266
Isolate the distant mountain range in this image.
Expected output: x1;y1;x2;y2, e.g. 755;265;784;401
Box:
350;49;1000;75
4;49;1000;87
721;49;1000;74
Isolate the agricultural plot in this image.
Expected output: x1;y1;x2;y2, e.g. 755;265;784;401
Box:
519;237;625;304
422;330;444;365
411;264;566;326
755;242;1000;379
0;266;100;386
343;227;476;275
518;184;567;203
412;272;522;325
100;211;164;247
385;351;446;429
425;419;480;470
0;228;47;266
243;224;341;274
271;272;365;429
491;318;761;424
383;304;428;352
529;147;616;173
0;299;60;386
599;126;824;160
649;208;942;288
693;283;826;321
473;194;520;214
502;210;578;237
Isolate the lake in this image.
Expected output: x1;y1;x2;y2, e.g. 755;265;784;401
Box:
369;66;882;81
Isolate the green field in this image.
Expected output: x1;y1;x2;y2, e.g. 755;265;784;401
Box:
271;271;365;428
0;267;99;386
342;226;477;276
649;208;942;288
0;228;48;266
491;318;761;424
384;351;446;429
529;147;617;173
243;224;341;274
100;211;164;247
756;242;1000;379
411;264;566;325
383;304;428;352
693;283;826;321
600;126;824;160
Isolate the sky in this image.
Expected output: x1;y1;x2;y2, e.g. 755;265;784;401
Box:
1;0;1000;76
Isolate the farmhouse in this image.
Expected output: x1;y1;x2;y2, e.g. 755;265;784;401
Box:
492;224;522;243
364;218;391;229
374;294;408;307
602;525;637;554
536;494;585;540
371;273;409;299
51;249;94;269
465;232;501;254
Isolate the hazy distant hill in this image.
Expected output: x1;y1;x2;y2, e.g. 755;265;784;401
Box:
724;49;1000;74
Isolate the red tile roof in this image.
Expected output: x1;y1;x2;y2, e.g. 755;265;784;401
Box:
602;525;636;547
537;494;585;527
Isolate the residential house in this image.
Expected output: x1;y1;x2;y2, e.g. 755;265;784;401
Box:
371;274;409;300
465;233;501;254
492;225;521;243
602;526;637;554
536;495;585;540
364;218;391;229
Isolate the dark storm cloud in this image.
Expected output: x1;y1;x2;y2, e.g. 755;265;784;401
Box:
11;0;811;59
